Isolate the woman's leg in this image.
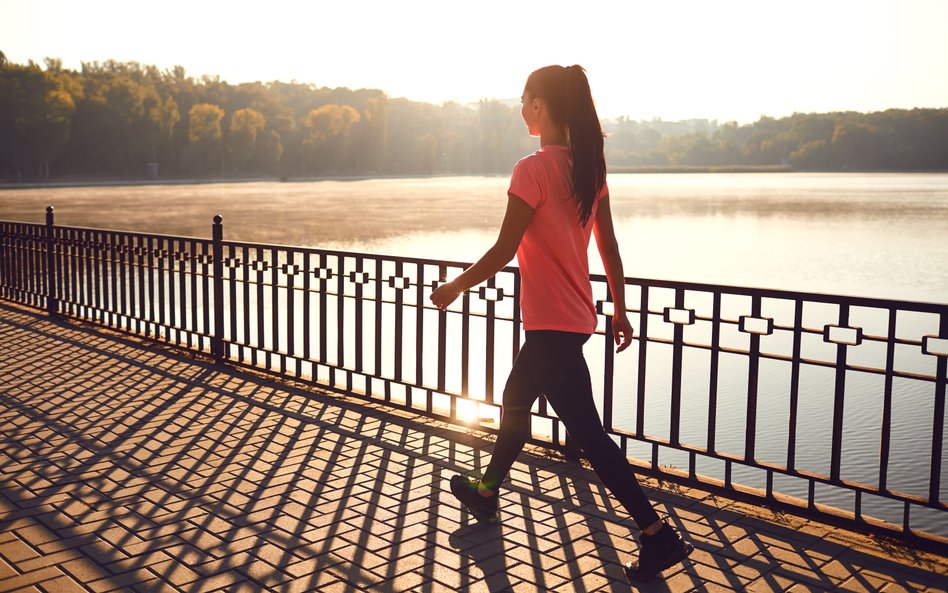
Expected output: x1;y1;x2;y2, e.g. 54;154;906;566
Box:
527;331;661;531
479;340;543;492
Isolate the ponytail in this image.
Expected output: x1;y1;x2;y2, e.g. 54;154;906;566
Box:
525;65;606;226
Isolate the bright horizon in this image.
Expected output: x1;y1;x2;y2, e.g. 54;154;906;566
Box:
2;0;948;123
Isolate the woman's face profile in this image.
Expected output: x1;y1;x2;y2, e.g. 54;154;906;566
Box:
521;89;540;137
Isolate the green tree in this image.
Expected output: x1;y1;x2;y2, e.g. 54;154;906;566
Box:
188;103;225;175
0;57;76;179
227;107;266;173
302;104;360;173
252;129;284;175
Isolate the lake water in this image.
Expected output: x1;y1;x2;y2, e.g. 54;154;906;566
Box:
2;173;947;536
3;173;947;302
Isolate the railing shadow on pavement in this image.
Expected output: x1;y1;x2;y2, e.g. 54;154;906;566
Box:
1;302;946;593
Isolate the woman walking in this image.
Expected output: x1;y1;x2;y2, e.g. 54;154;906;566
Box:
430;65;693;581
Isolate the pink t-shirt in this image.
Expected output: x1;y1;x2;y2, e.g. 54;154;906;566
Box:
508;145;608;334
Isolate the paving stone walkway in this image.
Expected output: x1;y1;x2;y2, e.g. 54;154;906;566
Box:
1;301;946;593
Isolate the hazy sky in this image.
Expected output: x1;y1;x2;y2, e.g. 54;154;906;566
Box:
2;0;947;122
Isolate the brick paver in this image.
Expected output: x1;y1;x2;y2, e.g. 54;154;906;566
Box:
1;301;946;593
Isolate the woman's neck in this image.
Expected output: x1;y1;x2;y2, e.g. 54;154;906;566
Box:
539;123;569;148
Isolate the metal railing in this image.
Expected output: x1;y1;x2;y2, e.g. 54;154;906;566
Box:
1;207;946;550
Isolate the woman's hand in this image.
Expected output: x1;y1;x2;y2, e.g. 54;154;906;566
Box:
430;281;462;310
612;312;635;353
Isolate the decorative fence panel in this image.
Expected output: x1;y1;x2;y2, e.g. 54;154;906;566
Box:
1;209;945;550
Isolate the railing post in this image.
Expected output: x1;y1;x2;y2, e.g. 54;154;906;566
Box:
211;214;225;364
45;205;58;317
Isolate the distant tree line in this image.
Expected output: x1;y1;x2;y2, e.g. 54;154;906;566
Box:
2;53;946;181
605;111;948;171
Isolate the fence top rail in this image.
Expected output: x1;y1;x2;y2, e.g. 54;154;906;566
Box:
3;218;946;313
221;238;520;274
598;273;948;314
0;220;212;245
0;220;44;229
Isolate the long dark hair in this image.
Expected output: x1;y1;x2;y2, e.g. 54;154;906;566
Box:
525;65;605;226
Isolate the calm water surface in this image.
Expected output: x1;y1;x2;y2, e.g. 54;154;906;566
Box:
2;173;947;534
3;173;946;302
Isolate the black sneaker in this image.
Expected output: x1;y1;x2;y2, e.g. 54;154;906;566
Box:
449;475;499;524
625;523;693;581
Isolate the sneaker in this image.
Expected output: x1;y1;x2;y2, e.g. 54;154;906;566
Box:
625;523;693;581
449;475;499;524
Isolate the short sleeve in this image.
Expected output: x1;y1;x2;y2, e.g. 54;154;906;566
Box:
508;156;543;209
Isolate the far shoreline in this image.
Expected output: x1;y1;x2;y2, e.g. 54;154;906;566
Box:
3;166;947;191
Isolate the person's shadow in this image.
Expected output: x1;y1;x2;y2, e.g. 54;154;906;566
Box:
448;522;516;592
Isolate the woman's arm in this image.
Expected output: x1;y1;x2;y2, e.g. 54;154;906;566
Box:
592;196;634;352
430;194;534;310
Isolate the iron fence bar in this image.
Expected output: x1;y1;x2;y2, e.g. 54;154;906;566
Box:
126;233;135;328
45;209;55;315
160;236;170;331
230;242;241;359
485;275;497;404
602;284;615;431
302;251;312;363
830;304;850;482
0;224;5;301
287;250;298;362
22;225;30;304
15;229;23;304
94;231;105;323
392;259;403;385
744;295;762;462
177;239;190;348
254;245;265;365
82;230;90;320
242;244;251;363
437;264;447;394
109;231;119;328
787;298;803;471
879;307;897;492
85;231;94;322
138;234;148;333
178;238;187;345
212;216;224;363
373;256;383;388
930;312;947;505
57;226;67;314
14;224;24;304
670;288;685;446
146;235;155;337
636;285;649;437
71;229;81;316
707;291;722;453
23;226;32;305
120;234;130;324
461;284;471;397
512;269;521;360
319;252;328;367
354;256;364;374
337;254;346;373
271;247;281;372
201;240;211;355
69;231;87;317
413;262;423;409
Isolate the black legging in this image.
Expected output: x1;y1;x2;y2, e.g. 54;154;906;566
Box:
481;330;661;530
